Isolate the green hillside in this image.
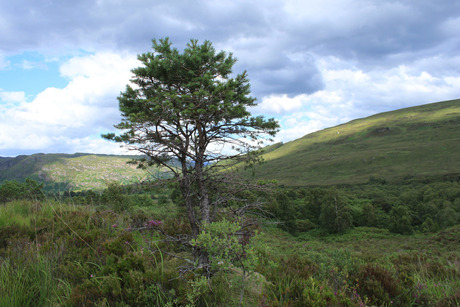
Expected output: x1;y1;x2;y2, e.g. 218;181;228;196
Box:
250;99;460;185
0;153;160;191
2;99;459;189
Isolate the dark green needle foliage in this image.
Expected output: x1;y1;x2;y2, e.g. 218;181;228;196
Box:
103;38;278;239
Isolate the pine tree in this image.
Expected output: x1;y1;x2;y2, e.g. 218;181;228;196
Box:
103;38;278;266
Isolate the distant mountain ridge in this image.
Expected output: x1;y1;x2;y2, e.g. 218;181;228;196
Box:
1;99;459;189
0;153;157;191
248;98;460;185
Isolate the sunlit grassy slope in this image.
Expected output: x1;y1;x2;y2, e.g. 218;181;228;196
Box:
1;99;458;189
0;153;158;191
249;99;460;186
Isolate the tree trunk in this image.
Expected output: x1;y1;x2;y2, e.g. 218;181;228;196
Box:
198;177;210;224
239;270;246;307
180;154;211;271
180;161;199;238
195;123;210;224
194;157;211;272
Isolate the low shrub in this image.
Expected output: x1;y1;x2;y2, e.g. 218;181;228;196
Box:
355;264;410;305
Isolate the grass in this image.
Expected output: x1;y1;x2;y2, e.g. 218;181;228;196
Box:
0;253;69;306
1;185;459;305
42;155;152;190
256;225;460;305
248;99;460;185
0;153;168;192
2;99;459;190
0;200;36;227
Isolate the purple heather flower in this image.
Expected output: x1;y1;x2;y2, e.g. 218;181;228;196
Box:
146;220;163;227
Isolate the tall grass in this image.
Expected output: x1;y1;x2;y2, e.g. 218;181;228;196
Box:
0;200;33;227
1;190;458;306
0;255;69;306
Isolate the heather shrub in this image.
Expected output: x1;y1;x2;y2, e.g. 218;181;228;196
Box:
355;264;410;305
0;224;34;250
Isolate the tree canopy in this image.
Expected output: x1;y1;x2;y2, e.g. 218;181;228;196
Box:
103;38;279;239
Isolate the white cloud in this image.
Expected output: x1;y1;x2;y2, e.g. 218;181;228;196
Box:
1;0;459;156
0;90;26;115
260;54;460;143
314;55;460;112
0;90;26;104
0;52;139;155
255;94;305;115
21;60;47;70
64;137;131;155
276;113;341;143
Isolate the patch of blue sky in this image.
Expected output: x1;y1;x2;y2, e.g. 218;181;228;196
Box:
0;51;70;99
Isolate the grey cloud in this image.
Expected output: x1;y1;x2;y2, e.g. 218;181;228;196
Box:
1;0;459;103
2;0;458;57
249;58;323;98
0;0;266;53
1;0;96;52
305;1;460;65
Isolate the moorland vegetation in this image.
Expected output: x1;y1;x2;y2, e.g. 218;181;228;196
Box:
0;38;459;306
0;178;459;306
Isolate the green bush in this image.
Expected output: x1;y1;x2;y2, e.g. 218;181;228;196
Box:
421;217;439;233
389;205;413;234
192;219;261;306
0;179;44;203
0;180;21;204
295;219;316;233
101;182;128;212
274;191;297;235
319;190;353;234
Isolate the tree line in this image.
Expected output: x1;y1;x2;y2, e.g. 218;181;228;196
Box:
268;179;460;235
2;177;458;237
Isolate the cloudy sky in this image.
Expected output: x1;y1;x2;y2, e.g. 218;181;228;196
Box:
1;0;459;157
